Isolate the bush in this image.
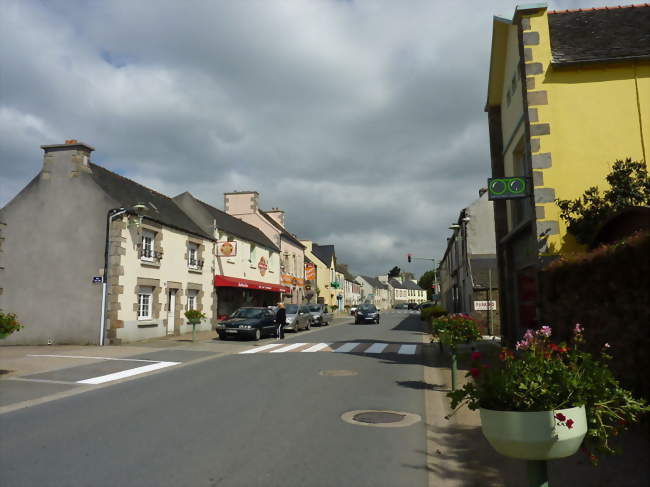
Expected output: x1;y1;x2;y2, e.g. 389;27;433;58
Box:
0;311;23;339
420;305;447;323
432;313;481;349
184;309;206;323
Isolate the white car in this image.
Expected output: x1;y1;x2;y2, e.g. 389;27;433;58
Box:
284;304;312;332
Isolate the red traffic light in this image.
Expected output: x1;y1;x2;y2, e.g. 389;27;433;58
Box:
407;253;412;263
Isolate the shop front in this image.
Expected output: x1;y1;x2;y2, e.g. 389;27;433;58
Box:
281;273;305;304
214;275;290;319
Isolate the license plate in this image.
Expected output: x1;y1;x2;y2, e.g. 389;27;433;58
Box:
226;329;238;334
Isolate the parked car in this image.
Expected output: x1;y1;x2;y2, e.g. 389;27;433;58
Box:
349;306;358;316
418;302;434;311
355;304;380;324
407;302;418;310
307;303;333;326
285;304;312;332
393;303;408;310
215;307;277;341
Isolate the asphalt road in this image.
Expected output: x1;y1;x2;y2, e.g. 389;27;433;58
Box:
0;311;432;487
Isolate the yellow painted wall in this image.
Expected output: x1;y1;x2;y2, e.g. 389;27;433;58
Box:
525;10;649;253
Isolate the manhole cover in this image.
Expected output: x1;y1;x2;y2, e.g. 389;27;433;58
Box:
341;409;422;428
353;411;405;424
320;370;358;376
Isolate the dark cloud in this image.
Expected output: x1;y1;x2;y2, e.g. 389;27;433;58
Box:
0;0;606;278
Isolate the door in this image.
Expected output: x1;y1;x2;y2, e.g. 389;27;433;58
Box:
167;289;177;335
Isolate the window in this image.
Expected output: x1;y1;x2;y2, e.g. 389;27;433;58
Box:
187;289;198;311
141;230;155;261
188;243;199;269
138;287;153;320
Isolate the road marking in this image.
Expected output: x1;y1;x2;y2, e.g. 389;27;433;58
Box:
334;342;360;353
364;343;388;354
301;343;331;352
76;361;179;384
7;377;78;385
239;343;284;354
26;354;161;363
398;344;417;355
270;343;307;353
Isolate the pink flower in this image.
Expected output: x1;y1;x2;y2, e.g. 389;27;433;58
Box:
471;351;481;361
574;323;584;334
516;339;531;350
538;325;552;338
603;343;611;349
566;419;574;429
523;329;534;341
554;413;566;422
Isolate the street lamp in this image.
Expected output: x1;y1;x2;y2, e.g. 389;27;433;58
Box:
99;204;147;345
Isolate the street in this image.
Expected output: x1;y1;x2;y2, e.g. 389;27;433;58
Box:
1;311;433;487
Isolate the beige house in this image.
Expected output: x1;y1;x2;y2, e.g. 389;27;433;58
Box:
300;240;337;306
224;192;306;304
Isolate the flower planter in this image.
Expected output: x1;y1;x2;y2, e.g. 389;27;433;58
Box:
480;406;587;460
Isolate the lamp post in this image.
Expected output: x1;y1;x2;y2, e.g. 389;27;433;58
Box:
100;204;147;346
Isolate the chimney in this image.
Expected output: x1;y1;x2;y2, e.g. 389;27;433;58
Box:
40;140;95;180
224;191;259;215
266;207;285;228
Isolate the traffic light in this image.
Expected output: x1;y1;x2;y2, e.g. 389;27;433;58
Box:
407;253;411;263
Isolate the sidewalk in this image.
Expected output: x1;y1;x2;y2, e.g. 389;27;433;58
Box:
422;338;650;486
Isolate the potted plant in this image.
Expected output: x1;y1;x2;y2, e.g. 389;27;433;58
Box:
0;311;23;339
184;309;206;342
447;324;650;484
432;313;482;390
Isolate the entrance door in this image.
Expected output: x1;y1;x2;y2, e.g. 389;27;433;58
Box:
167;289;177;335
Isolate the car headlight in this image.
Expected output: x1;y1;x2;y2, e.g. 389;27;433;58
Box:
240;325;251;329
286;317;294;324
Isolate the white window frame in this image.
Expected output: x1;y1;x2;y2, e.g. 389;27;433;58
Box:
187;289;198;311
188;243;199;269
138;287;154;320
141;230;155;262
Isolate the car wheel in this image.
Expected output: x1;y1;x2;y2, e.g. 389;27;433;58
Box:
219;334;227;340
254;329;261;341
306;321;311;331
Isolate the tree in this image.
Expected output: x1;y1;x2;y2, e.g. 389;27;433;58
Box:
418;270;437;300
388;266;401;278
556;158;650;245
400;271;415;281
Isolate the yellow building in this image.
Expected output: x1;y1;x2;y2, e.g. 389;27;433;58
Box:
300;240;338;308
486;4;649;341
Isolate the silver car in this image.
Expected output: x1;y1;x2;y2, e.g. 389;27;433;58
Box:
284;304;312;332
307;303;333;326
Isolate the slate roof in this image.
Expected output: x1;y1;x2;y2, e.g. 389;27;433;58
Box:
259;210;305;249
336;264;356;282
548;5;650;65
359;275;388;290
388;278;407;289
403;280;424;291
190;197;279;252
312;244;335;267
89;163;211;239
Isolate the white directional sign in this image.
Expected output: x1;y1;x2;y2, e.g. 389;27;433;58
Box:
474;300;497;311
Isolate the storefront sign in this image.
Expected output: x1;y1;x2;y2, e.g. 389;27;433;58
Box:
258;256;268;276
216;241;237;257
305;263;316;280
474;301;497;311
281;274;304;287
214;275;289;293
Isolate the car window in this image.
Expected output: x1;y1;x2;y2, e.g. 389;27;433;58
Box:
286;304;299;314
359;304;376;312
308;305;321;312
232;308;263;319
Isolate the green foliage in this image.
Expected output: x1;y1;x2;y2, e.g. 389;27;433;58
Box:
447;325;650;465
556;158;650;244
418;270;436;299
420;305;446;323
431;313;481;349
184;309;206;323
388;266;401;278
0;311;23;339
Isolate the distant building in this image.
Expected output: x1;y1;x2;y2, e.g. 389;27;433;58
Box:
301;241;338;307
485;4;649;341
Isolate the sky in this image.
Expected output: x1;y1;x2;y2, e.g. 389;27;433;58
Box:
0;0;613;279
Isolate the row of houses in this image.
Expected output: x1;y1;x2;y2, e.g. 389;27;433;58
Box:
0;141;376;345
437;4;649;342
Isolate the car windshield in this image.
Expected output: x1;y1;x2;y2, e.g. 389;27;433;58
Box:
285;304;299;314
231;308;263;319
308;305;322;312
359;305;376;312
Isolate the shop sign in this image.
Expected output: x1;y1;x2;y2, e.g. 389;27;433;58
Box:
305;263;316;280
258;256;268;276
474;300;497;311
216;241;237;257
282;274;304;286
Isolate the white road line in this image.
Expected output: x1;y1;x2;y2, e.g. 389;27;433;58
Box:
398;345;417;355
364;343;388;354
301;343;330;353
76;362;179;385
239;343;284;354
270;343;307;353
334;342;360;353
27;354;161;363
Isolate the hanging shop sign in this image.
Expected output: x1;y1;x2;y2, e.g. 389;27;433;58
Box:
281;273;304;287
305;263;316;280
216;241;237;257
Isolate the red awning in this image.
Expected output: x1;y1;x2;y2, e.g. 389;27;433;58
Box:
214;275;290;293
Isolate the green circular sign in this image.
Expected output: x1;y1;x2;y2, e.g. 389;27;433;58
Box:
508;177;526;194
489;179;507;195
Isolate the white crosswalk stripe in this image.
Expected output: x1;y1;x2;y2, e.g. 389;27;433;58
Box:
238;342;420;355
364;343;388;354
270;343;307;353
239;343;283;354
334;342;361;353
301;343;331;352
398;344;417;355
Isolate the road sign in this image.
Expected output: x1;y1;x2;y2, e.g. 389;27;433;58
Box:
92;276;102;283
487;177;530;200
474;300;497;311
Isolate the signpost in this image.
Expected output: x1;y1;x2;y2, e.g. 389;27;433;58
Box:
474;300;497;311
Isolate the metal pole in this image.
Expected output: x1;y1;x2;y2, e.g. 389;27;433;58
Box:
526;460;549;487
488;268;493;336
451;347;457;391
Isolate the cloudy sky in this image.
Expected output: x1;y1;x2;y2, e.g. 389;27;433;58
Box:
0;0;611;278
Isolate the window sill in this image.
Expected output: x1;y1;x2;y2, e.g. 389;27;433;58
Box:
188;268;203;274
141;260;161;268
137;322;158;328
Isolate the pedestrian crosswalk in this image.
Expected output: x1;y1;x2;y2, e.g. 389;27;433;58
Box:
238;342;420;355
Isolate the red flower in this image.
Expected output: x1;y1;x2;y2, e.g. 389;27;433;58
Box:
471;351;481;361
470;367;480;378
555;413;566;422
566;419;574;429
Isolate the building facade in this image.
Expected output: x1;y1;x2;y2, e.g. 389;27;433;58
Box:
486;4;649;342
301;241;338;307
